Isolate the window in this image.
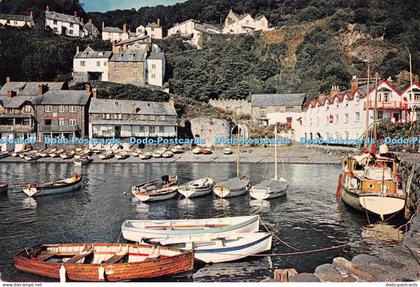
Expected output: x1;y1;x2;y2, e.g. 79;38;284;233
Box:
97;61;101;67
344;113;349;123
45;106;52;113
149;126;155;133
44;119;52;126
58;118;65;126
160;115;166;120
80;61;86;66
260;108;267;118
118;114;122;120
69;106;76;113
335;115;339;124
106;114;110;119
159;126;164;133
151;74;156;79
54;27;58;33
383;93;390;102
69;119;77;126
69;30;73;35
355;112;360;122
24;105;31;113
53;20;58;25
70;23;73;28
104;61;107;66
152;64;156;69
59;105;65;113
140;126;145;132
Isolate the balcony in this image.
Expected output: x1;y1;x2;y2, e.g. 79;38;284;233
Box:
0;125;34;132
364;101;408;110
39;125;80;133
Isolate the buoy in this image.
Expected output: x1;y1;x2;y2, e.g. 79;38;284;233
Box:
98;265;105;280
336;174;343;198
59;264;66;283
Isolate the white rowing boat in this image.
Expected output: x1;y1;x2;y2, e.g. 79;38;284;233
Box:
121;215;260;241
131;175;178;202
178;178;215;199
214;176;251;198
22;173;82;197
150;232;272;263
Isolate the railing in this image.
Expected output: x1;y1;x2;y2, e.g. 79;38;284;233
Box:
0;125;34;132
364;101;407;109
39;125;80;132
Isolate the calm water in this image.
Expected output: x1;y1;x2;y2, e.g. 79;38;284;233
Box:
0;162;403;282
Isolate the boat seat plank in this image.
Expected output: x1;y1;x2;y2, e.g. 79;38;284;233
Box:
64;246;94;264
37;252;59;261
145;224;227;230
102;251;129;264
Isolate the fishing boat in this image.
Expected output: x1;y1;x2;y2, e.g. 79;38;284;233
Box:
0;182;8;193
121;215;260;241
171;145;184;154
150;232;272;264
13;243;194;282
162;151;174;158
250;125;288;201
99;151;114;160
60;153;73;160
223;148;233;155
132;175;178;202
337;73;406;220
131;151;139;157
74;157;93;166
37;150;48;158
115;151;129;160
192;147;202;155
152;150;163;158
22;173;82;197
140;152;152;160
178;178;215;199
0;151;10;159
214;131;251;198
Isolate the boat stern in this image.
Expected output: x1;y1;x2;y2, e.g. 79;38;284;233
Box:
359;196;405;219
22;185;38;197
213;186;230;198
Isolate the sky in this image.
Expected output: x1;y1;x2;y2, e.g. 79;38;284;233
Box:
81;0;184;12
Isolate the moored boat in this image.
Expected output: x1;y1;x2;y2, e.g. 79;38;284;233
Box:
140;152;152;160
178;178;215;199
59;153;73;160
171;145;184;154
74;157;93;166
131;175;178;202
13;243;194;282
223;148;233;155
22;173;82;197
202;148;212;155
0;151;10;159
213;176;251;198
150;232;272;263
0;182;8;193
115;151;129;160
162;151;174;158
192;147;202;155
121;215;260;241
99;151;114;160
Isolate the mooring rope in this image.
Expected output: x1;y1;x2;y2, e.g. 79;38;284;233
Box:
260;218;300;251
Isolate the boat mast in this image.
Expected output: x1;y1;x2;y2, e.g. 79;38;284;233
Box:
236;125;240;178
365;64;370;143
373;74;379;143
274;124;278;180
409;51;413;122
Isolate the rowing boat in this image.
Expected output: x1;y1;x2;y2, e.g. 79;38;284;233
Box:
22;173;82;197
121;215;260;241
213;176;251;198
74;157;93;166
14;243;194;282
99;151;114;160
178;178;215;199
150;232;272;263
131;175;178;202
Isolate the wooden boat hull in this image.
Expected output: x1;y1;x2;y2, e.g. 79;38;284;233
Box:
178;178;215;199
341;187;405;218
74;158;93;166
134;189;178;202
122;215;260;241
22;177;82;197
213;178;251;199
14;243;194;282
250;179;288;201
0;183;8;193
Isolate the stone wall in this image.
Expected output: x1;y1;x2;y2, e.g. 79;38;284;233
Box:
108;61;145;86
189;117;232;147
209;99;251;116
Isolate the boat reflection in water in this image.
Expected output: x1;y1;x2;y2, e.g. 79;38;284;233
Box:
22;197;37;209
133;202;150;215
249;199;271;211
212;198;231;212
177;198;196;209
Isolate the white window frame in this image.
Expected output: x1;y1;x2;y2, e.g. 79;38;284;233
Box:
58;118;65;126
69;106;77;113
45;105;52;113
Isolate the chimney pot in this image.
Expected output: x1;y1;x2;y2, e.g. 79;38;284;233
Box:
46;5;49;11
5;76;10;83
169;96;175;107
123;24;128;33
92;88;97;98
76;46;80;53
85;83;91;93
157;19;161;27
29;11;33;18
7;90;16;98
38;84;48;95
351;77;359;95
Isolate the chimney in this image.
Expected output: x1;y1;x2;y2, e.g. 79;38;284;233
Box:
123;24;128;33
169;96;175;107
157;19;161;27
74;11;77;17
92;88;98;98
29;11;33;18
38;84;48;95
330;85;340;96
131;102;136;114
85;83;91;93
46;5;49;12
7;90;16;98
102;21;105;30
76;46;80;53
351;76;358;95
5;76;10;83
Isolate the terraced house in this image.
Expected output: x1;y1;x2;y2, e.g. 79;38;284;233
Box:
0;12;35;28
35;87;92;142
0;80;66;141
88;96;177;142
45;7;87;37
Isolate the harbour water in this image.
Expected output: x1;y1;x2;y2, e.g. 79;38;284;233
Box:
0;162;404;282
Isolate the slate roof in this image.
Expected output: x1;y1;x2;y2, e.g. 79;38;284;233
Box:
89;98;177;116
0;82;65;96
147;22;160;28
45;11;83;25
110;50;146;62
38;91;91;105
103;26;123;33
74;49;112;59
91;120;177;126
148;52;165;61
115;35;149;46
84;20;99;36
0;13;33;22
194;23;223;34
0;95;39;108
251;93;305;107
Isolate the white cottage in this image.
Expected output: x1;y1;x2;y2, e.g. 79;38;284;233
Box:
45;9;87;37
146;53;166;87
0;12;35;28
223;9;269;34
73;47;112;82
